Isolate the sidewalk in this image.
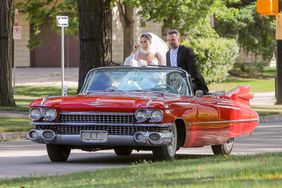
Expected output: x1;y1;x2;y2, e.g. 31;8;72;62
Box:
14;67;78;88
250;92;276;106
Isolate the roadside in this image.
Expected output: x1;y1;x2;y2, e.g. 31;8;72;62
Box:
14;67;78;88
0;67;281;141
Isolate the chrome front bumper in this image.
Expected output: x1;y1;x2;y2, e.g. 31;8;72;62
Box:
28;129;173;147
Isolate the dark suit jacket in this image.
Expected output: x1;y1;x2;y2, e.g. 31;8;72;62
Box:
166;45;209;93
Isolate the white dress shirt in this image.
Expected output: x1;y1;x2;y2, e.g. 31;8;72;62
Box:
169;47;179;67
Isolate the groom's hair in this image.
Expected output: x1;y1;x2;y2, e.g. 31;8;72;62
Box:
167;29;180;37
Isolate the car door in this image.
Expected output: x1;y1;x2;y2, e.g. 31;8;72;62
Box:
188;95;220;146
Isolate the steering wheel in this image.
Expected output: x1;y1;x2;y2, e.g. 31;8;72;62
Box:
151;84;178;94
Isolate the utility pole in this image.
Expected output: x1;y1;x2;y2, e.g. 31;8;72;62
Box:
257;0;282;104
276;1;282;104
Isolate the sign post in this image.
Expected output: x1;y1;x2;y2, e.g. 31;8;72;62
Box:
56;16;69;96
276;1;282;104
13;9;21;95
256;0;282;104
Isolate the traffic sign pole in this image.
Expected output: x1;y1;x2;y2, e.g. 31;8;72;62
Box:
13;9;21;95
56;16;69;96
61;26;65;96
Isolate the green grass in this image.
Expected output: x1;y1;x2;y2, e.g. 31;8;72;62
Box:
252;105;282;116
0;116;32;132
208;77;275;93
0;153;282;188
0;86;77;112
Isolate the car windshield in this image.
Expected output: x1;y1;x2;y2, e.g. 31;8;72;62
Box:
80;67;192;96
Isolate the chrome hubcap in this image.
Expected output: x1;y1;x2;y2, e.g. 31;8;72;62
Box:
224;138;234;151
167;125;177;156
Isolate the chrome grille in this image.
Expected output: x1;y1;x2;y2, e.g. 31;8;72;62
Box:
36;125;168;135
60;113;134;124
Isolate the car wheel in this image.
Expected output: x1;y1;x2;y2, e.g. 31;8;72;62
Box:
153;125;177;160
46;144;71;162
211;138;234;157
114;148;133;156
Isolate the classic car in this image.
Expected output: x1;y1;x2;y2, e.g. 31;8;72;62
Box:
28;66;259;162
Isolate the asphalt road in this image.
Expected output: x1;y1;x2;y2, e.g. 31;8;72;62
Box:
0;122;282;180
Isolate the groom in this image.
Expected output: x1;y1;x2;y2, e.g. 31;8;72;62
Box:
166;29;209;94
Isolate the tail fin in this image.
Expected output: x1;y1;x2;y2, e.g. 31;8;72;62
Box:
224;85;253;106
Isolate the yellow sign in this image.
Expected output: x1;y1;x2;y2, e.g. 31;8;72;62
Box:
276;14;282;39
256;0;279;16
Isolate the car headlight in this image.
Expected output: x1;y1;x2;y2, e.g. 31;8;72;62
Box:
135;109;148;122
150;110;163;122
43;108;57;121
30;108;41;121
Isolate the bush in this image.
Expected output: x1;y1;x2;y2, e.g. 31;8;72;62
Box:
233;61;266;74
182;37;239;83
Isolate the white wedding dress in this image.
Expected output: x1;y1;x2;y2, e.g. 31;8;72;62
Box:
124;32;168;66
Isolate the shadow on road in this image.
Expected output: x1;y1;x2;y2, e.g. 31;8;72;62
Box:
60;152;214;164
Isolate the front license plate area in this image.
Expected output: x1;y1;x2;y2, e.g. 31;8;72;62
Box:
81;131;108;143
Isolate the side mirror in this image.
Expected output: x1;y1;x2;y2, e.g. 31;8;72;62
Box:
63;85;68;96
195;90;203;97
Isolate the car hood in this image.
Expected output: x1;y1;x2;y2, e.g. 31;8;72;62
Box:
30;92;181;112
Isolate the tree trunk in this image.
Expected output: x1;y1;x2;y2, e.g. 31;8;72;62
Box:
117;2;134;60
0;0;15;106
77;0;112;91
162;15;173;39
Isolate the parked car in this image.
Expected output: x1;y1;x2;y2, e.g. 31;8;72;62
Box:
28;66;259;162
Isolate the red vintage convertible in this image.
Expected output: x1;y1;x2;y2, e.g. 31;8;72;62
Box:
28;67;259;161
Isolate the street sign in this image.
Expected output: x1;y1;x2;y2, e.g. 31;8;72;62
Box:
13;26;22;40
56;16;69;27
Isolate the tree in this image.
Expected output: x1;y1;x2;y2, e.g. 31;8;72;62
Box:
138;0;215;36
77;0;112;91
116;0;135;59
214;0;275;61
0;0;15;106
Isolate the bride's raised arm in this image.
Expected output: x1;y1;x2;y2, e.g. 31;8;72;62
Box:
147;32;169;66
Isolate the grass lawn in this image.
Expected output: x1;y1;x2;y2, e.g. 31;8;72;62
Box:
252;105;282;116
208;77;275;93
0;116;32;132
0;153;281;188
0;86;77;112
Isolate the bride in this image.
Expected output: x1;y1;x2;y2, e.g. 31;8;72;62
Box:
124;32;168;66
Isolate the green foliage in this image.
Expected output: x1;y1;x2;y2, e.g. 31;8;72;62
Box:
234;61;266;75
214;2;275;61
208;77;274;93
138;0;215;33
183;37;239;83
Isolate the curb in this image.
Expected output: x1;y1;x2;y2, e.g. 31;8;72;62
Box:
0;132;28;142
259;115;282;123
